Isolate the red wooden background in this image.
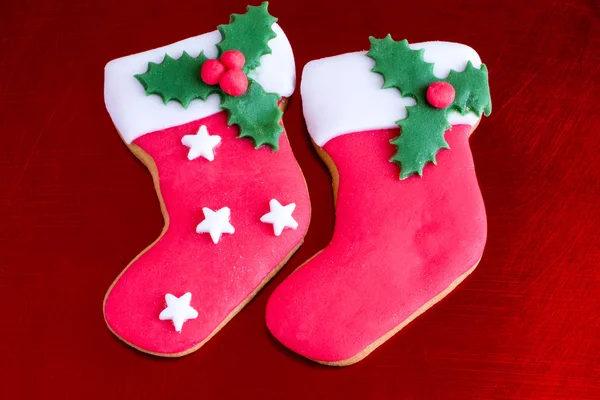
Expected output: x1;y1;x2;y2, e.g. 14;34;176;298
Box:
2;0;599;398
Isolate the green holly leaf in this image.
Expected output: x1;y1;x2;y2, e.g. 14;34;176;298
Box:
134;51;219;109
217;2;277;73
445;61;492;116
391;107;450;179
367;35;436;103
133;3;285;152
220;79;283;150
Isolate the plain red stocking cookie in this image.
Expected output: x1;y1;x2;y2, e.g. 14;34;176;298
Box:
266;37;491;365
103;3;310;357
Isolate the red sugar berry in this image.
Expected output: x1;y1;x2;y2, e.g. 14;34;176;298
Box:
220;50;245;70
219;69;248;96
426;82;456;109
200;59;226;85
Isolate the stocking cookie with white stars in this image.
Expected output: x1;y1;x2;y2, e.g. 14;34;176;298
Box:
103;3;310;357
266;36;492;365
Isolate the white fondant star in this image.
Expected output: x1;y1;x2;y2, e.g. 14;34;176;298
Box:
196;207;235;244
260;199;298;236
181;125;221;161
158;292;198;332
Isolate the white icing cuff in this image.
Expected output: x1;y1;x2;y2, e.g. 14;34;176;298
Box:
301;41;483;147
105;23;295;144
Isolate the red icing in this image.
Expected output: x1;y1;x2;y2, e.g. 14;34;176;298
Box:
200;59;226;86
104;111;310;355
220;50;245;70
266;124;486;363
219;69;248;96
426;81;455;109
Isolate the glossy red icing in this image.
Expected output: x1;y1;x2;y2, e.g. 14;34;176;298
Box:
266;124;486;363
104;111;310;355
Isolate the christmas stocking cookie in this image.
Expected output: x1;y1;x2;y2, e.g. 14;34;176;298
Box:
266;37;491;365
103;3;310;357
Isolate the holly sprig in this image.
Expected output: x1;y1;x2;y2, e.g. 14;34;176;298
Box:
367;35;492;179
134;2;284;150
135;52;218;108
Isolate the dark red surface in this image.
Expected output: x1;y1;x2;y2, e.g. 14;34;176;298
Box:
1;0;599;398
